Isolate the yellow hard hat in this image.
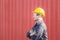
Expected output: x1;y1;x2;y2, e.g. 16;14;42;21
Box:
33;8;45;17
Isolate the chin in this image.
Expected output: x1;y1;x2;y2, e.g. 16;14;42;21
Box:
34;19;37;21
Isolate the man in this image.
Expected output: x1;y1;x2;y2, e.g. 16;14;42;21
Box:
26;8;48;40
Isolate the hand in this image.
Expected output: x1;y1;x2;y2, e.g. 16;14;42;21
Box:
30;30;36;36
30;30;33;33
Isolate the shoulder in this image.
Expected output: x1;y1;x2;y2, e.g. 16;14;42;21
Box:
41;22;47;30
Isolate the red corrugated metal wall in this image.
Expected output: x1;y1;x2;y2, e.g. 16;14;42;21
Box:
0;0;60;40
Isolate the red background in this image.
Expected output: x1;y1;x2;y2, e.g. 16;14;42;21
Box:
0;0;60;40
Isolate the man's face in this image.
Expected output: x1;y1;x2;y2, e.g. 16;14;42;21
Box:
33;13;40;21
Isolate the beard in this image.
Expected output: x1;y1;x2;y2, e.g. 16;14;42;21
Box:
34;19;38;21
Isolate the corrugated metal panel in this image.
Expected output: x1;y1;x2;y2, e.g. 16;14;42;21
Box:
0;0;60;40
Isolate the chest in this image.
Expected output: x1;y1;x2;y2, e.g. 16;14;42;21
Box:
33;24;42;33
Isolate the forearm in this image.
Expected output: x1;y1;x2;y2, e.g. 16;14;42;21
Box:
27;29;36;39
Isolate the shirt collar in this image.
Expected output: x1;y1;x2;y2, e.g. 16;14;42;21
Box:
36;18;43;26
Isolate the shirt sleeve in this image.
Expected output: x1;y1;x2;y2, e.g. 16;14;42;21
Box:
35;26;44;40
42;24;48;40
26;24;36;39
35;23;48;40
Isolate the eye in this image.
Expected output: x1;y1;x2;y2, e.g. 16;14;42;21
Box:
36;13;40;16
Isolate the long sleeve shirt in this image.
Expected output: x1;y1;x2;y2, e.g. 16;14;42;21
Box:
27;20;48;40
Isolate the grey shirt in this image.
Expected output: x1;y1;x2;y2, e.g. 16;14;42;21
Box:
27;20;48;40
